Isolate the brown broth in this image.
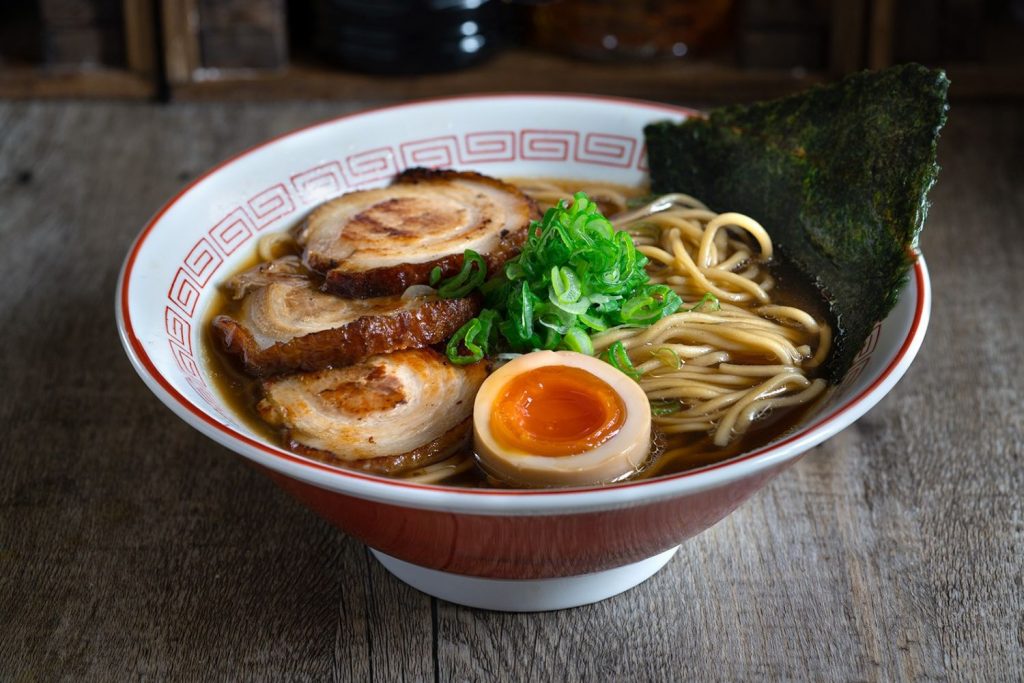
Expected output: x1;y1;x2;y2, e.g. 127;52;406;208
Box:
201;247;291;445
201;179;833;486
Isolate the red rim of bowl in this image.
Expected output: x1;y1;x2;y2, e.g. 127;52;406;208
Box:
117;93;929;500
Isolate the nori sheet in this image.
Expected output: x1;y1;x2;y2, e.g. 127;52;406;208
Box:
645;64;949;382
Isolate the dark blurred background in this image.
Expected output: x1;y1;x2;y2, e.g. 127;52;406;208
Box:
1;0;1021;103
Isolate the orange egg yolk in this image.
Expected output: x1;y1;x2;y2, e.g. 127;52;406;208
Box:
489;365;626;457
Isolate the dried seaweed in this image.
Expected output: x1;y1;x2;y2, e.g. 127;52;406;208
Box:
645;64;949;380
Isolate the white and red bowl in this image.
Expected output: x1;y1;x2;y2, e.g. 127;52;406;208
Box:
116;94;930;611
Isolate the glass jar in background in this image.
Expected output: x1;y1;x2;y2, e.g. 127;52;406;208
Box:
532;0;734;61
312;0;508;75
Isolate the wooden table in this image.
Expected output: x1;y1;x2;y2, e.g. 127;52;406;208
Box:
0;100;1020;681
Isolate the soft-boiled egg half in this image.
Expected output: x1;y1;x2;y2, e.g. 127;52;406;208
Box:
473;350;652;487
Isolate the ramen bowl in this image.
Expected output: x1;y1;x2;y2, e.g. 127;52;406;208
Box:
116;95;930;611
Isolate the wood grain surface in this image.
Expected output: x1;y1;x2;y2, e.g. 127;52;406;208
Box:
0;100;1020;682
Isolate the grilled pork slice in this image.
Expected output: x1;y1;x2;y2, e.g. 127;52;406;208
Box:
212;275;479;377
257;349;488;474
294;168;540;298
221;254;308;300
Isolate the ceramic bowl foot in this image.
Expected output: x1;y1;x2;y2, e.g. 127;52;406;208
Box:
371;545;680;612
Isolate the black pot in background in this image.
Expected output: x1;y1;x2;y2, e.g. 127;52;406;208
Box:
312;0;507;75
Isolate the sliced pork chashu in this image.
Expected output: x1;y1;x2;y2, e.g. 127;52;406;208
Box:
257;349;488;474
212;273;479;377
294;168;540;298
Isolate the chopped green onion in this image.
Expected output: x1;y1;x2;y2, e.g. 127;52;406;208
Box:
578;311;608;332
445;309;498;364
563;327;594;355
439;193;685;361
428;266;443;286
480;275;510;308
684;292;721;312
504;261;527;281
550;265;582;304
438;250;487;299
650;399;683;416
548;287;590;315
536;302;576;335
540;326;561;351
653;347;681;369
601;341;641;380
510;280;535;339
621;285;682;325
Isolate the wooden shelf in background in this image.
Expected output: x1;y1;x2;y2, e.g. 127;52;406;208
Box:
0;64;154;99
169;49;825;103
0;0;157;100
